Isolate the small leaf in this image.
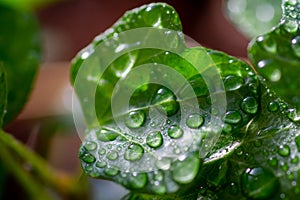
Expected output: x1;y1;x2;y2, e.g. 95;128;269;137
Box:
0;5;41;125
248;0;300;109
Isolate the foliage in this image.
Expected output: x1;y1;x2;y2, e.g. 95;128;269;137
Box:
72;1;300;200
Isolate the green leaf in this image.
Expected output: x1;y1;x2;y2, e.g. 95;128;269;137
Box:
197;81;300;199
0;0;58;11
248;0;300;110
224;0;282;38
0;5;41;125
0;63;7;127
72;2;260;194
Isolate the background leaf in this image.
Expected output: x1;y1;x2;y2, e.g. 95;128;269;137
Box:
224;0;282;38
248;0;300;111
0;5;41;125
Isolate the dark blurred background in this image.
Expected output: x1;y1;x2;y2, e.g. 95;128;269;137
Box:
37;0;249;62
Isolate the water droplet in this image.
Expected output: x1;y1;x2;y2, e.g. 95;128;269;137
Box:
96;128;119;142
168;125;183;139
186;114;204;128
278;144;290;157
291;156;299;164
84;141;97;151
96;160;107;168
224;75;244;91
155;157;171;170
291;36;300;57
151;182;167;195
241;97;258;114
284;20;298;33
107;150;119;160
146;131;163;148
81;152;96;164
154;170;164;181
262;35;277;53
124;144;144;161
281;163;289;171
98;148;106;155
125;110;145;128
295;135;300;152
268;102;279;112
151;87;179;116
241;167;279;199
104;167;119;176
224;111;242;124
127;173;147;189
229;182;239;195
171;155;200;184
268;157;278;167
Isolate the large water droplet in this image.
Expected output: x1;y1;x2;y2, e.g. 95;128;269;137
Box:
125;110;145;128
151;87;179;116
278;144;291;157
152;182;167;195
107;150;119;160
146;131;163;148
171;155;200;184
155;157;171;170
96;128;119;142
104;167;119;176
168;125;183;139
241;97;258;114
127;173;148;189
262;35;277;53
268;102;279;112
283;20;298;33
81;153;96;164
124;144;144;161
186;114;204;128
84;141;97;151
241;167;279;199
291;36;300;57
96;160;107;168
224;111;242;124
224;75;244;91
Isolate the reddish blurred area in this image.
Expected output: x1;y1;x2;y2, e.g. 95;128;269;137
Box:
37;0;249;62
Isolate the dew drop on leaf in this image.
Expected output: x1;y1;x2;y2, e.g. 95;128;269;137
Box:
124;144;144;161
151;87;179;116
98;148;106;155
223;75;244;91
268;157;278;168
224;110;242;124
186;114;204;129
155;157;171;170
171;155;200;184
96;128;119;142
81;153;96;164
241;96;258;114
107;150;119;160
283;20;298;33
268;101;279;112
104;167;119;176
146;131;163;148
128;173;148;189
168;125;183;139
84;141;97;151
96;160;107;168
125;110;146;128
241;167;279;199
278;144;291;157
152;182;167;195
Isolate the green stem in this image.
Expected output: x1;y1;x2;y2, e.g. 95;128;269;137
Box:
0;144;52;200
0;129;73;195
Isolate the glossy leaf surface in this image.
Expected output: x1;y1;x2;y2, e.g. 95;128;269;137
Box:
0;5;41;125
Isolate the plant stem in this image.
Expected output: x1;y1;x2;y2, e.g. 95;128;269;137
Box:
0;143;52;200
0;129;75;196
